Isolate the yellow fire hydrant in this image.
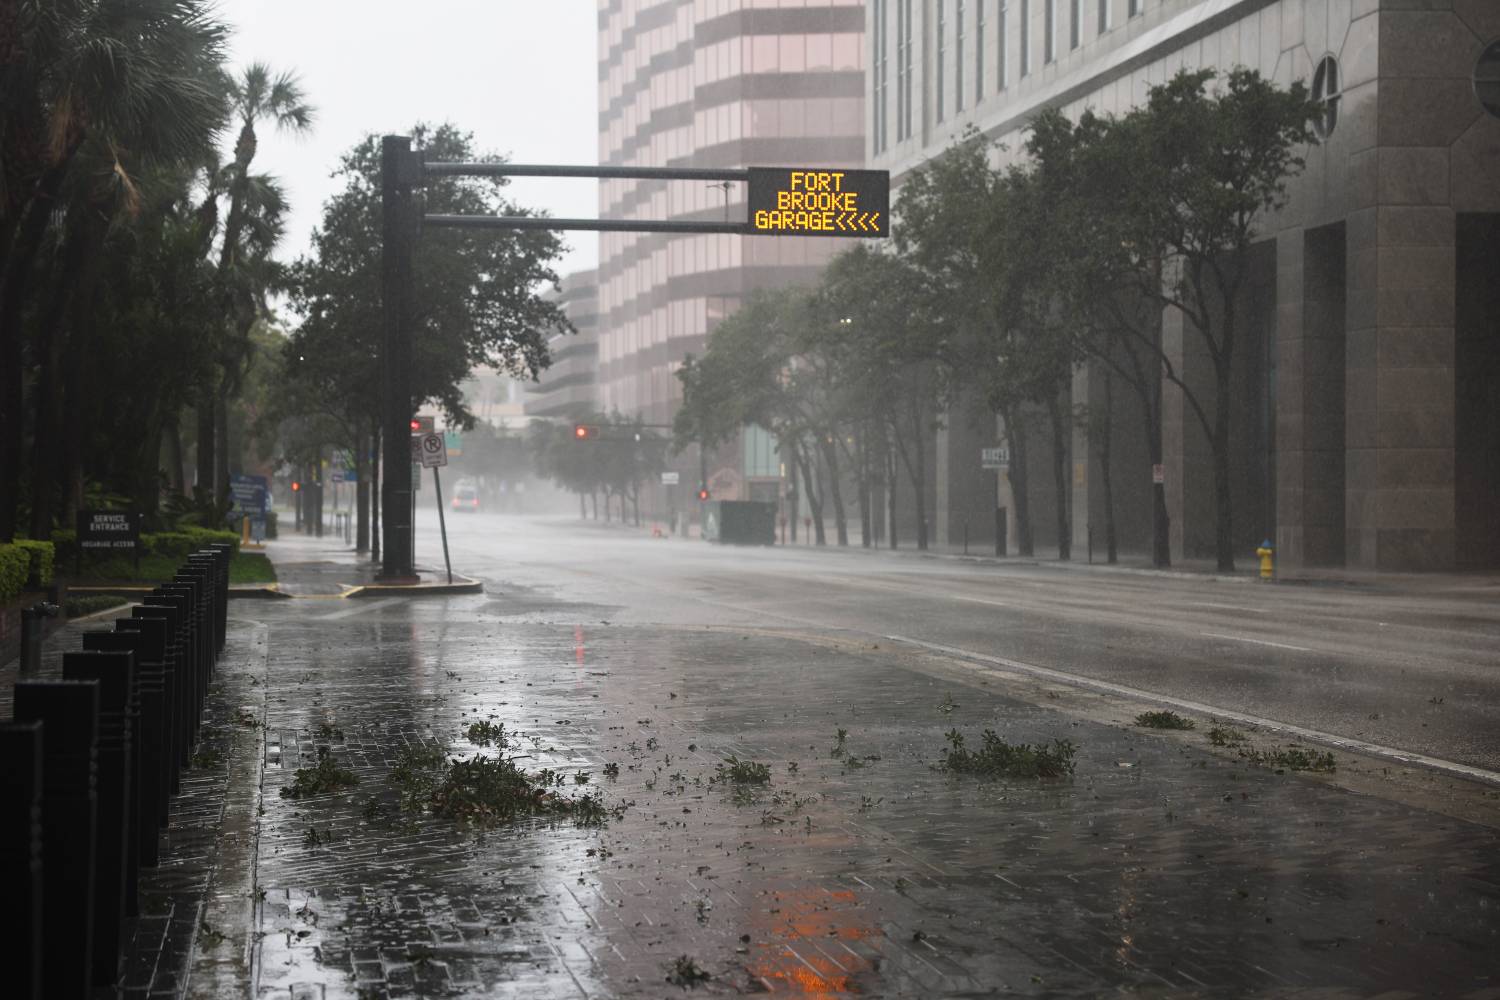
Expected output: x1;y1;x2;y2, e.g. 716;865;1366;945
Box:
1256;540;1274;581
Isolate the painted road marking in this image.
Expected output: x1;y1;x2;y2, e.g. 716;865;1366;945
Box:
317;597;404;621
1198;631;1313;652
884;632;1500;788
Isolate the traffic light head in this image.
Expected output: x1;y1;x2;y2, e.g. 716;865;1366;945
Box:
410;419;421;432
291;481;300;492
573;424;599;440
697;487;710;501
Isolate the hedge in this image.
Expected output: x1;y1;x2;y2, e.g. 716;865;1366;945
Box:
12;539;55;587
0;544;29;605
51;525;240;567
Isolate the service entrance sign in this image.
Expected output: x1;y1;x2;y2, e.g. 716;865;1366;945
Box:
747;168;889;237
78;510;142;551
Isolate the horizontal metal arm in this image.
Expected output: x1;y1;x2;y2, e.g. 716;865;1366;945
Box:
424;215;749;235
423;162;750;183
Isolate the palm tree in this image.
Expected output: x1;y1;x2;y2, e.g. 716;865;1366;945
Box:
195;62;313;504
0;0;227;539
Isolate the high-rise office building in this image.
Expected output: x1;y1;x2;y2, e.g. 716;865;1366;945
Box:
870;0;1500;571
525;268;600;421
597;0;866;501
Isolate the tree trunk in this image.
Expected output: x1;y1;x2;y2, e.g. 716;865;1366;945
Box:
1003;407;1034;557
1213;366;1235;571
795;445;826;545
819;436;849;546
28;220;90;539
891;411;928;551
215;387;230;505
1047;393;1071;561
855;429;872;548
886;444;899;549
164;417;187;497
355;422;370;552
196;388;216;501
0;178;65;541
1099;367;1118;564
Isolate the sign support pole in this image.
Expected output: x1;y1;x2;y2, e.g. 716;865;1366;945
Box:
380;135;418;581
432;465;453;585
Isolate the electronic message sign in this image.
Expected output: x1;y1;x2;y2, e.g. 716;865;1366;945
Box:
747;167;889;238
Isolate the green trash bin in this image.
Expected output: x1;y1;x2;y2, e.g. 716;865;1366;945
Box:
701;501;776;545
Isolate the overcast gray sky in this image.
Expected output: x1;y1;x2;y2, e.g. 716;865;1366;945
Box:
220;1;599;279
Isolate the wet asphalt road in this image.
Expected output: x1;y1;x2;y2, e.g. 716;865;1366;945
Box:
416;510;1500;776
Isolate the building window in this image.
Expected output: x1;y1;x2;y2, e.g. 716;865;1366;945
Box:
1476;39;1500;118
1020;0;1030;77
895;0;907;140
900;0;914;137
957;0;966;111
1070;0;1080;50
976;0;986;99
1128;0;1141;17
1099;0;1110;33
937;0;947;121
873;0;889;152
1045;0;1056;63
1311;54;1340;138
998;0;1008;89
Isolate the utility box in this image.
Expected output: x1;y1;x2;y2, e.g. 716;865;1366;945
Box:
701;501;776;546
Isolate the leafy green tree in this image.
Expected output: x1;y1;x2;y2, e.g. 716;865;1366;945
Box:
1078;69;1318;570
0;0;228;539
284;123;570;546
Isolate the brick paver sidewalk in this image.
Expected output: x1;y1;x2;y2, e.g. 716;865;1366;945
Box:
159;593;1500;999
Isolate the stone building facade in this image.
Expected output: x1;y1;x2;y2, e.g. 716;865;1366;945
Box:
868;0;1500;570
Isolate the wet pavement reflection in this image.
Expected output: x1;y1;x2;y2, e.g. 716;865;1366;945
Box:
224;592;1500;998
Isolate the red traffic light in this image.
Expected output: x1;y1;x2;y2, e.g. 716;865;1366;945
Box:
573;424;599;440
697;488;710;501
291;481;300;492
410;419;421;431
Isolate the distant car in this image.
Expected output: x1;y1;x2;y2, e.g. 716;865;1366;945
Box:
452;485;480;512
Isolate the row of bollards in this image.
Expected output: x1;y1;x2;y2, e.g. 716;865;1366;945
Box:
1;542;232;1000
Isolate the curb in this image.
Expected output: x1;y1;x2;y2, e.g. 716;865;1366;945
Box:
344;574;485;598
65;584;292;601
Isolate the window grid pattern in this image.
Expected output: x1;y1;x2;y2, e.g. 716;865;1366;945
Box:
1046;0;1056;63
976;0;985;99
1021;0;1030;76
1070;0;1081;49
899;0;914;138
1099;0;1110;33
937;0;947;121
1129;0;1141;17
957;0;966;111
998;0;1007;89
873;0;888;152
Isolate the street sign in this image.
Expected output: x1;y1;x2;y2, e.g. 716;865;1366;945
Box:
747;168;889;237
229;473;270;514
419;431;448;468
77;510;141;552
410;435;422;463
981;447;1010;470
444;430;463;457
661;471;680;486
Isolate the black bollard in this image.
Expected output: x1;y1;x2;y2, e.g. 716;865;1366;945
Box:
14;680;99;1000
0;721;45;1000
112;616;176;815
82;630;165;866
155;584;199;746
204;543;233;652
133;601;188;774
63;650;135;986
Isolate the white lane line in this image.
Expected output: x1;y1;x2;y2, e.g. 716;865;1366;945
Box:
883;632;1500;788
317;597;404;621
1184;602;1267;614
1198;632;1312;652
